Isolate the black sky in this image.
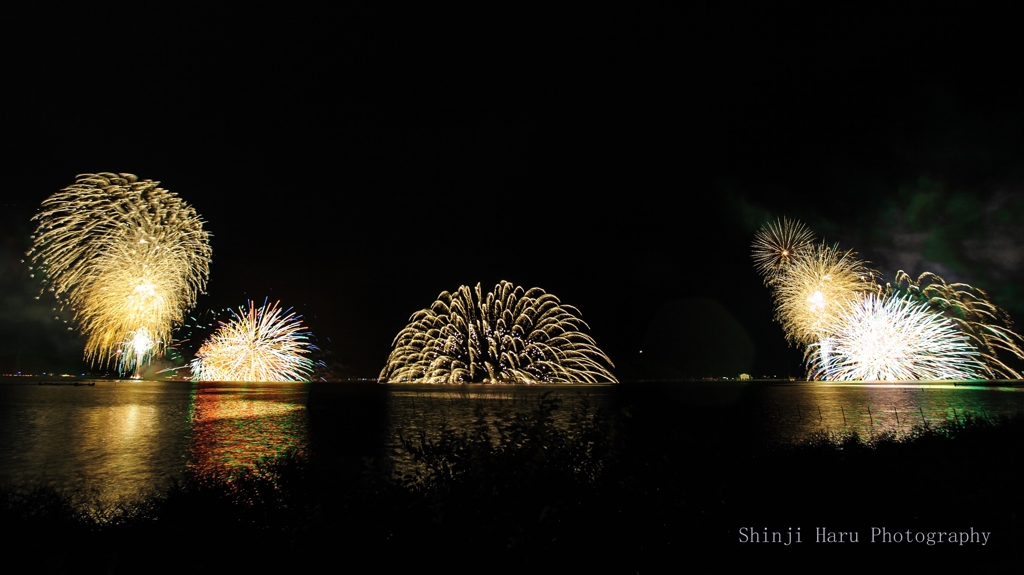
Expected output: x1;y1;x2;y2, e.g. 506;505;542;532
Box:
3;8;1022;378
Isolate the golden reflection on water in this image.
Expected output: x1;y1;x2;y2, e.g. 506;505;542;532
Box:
76;402;160;489
0;381;192;512
0;380;310;514
761;382;1024;443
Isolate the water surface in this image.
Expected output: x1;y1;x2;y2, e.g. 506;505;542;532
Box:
2;379;1022;509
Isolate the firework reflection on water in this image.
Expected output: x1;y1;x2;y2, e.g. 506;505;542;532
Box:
187;382;309;478
3;380;1023;514
749;382;1024;443
0;380;308;514
382;384;620;477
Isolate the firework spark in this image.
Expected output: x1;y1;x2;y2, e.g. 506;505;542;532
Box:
29;173;211;375
771;242;879;346
379;281;617;384
751;217;816;284
807;294;985;381
888;271;1024;378
190;300;315;382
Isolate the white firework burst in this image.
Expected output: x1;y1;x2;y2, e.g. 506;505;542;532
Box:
807;294;985;381
190;300;315;382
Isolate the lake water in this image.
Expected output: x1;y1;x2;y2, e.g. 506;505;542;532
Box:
2;379;1023;509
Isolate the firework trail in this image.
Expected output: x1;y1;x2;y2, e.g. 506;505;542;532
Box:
379;281;617;384
888;271;1024;378
29;173;211;375
751;217;816;285
190;300;315;382
771;242;879;346
806;294;985;381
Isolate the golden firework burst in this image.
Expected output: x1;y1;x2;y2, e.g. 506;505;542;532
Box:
29;173;211;375
751;217;817;285
379;281;617;384
771;242;879;346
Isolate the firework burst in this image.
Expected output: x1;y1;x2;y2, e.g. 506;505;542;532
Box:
379;281;617;384
807;294;985;381
29;173;211;375
771;242;879;346
888;271;1024;378
190;300;315;382
751;217;816;284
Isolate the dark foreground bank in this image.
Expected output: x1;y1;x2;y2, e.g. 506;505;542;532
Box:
3;392;1022;572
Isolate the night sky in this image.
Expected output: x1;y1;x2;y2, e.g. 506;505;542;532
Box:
3;9;1022;379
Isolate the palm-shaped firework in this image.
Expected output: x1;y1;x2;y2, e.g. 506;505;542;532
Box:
379;281;616;383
